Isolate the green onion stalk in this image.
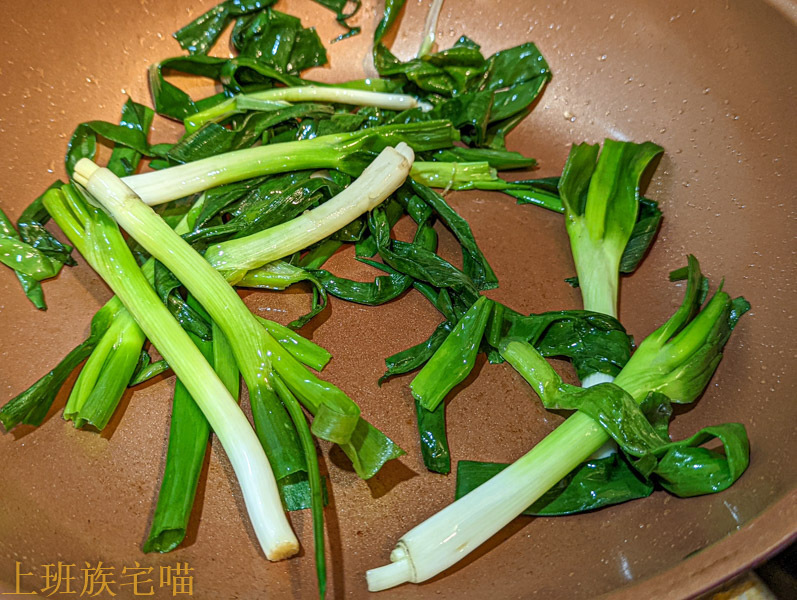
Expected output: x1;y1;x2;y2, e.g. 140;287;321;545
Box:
417;0;445;57
204;143;416;283
63;307;146;430
185;86;433;133
122;121;455;205
366;140;669;590
367;255;748;590
42;184;298;562
144;306;240;554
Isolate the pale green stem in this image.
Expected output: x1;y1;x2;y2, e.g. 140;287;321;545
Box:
186;86;432;132
204;143;415;284
367;406;607;590
60;170;299;561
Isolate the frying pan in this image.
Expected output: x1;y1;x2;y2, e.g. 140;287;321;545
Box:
1;1;795;598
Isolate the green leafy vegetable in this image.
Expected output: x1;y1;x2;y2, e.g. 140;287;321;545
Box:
173;1;275;55
0;185;75;309
311;0;361;42
456;454;653;516
65;98;154;176
372;2;551;146
231;8;327;74
0;207;65;281
411;296;493;411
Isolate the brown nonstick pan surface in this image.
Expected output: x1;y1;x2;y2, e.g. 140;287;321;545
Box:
1;1;795;598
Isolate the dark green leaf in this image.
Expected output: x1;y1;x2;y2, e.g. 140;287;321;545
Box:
431;147;535;170
65;99;154;176
456;454;654;516
107;99;155;177
380;321;453;384
194;176;271;229
311;0;361;42
411;296;493;411
410;179;498;290
502;308;632;380
0;208;64;282
366;205;480;301
310;259;412;305
173;1;275;55
250;382;307;490
231;9;327;74
128;351;171;387
416;400;450;474
619;198;661;273
17;181;75;267
153;261;213;341
299;238;343;269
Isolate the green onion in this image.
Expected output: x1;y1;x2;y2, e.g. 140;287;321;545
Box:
63;308;146;429
74;155;405;446
43;184;298;561
417;0;445;57
122;121;454;206
186;86;432;132
144;304;239;553
205;143;415;283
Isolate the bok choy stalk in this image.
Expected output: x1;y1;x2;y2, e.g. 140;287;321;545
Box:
366;257;749;591
121;121;455;205
42;185;298;561
185;86;433;133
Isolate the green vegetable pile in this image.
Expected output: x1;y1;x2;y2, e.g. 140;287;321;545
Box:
0;0;751;596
